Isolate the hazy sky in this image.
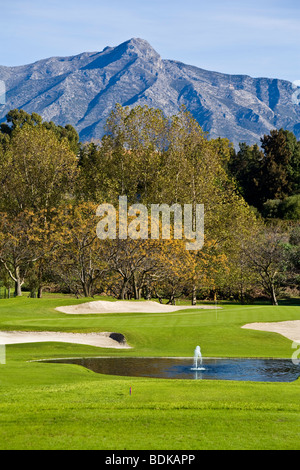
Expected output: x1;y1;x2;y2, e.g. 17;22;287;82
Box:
1;0;299;82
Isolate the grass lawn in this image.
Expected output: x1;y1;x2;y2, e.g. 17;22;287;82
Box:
0;294;299;450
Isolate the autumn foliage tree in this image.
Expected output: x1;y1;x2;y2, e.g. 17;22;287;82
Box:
54;203;111;297
0;125;78;216
0;209;64;296
0;106;296;303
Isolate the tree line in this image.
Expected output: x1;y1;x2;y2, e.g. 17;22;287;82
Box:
229;129;300;219
0;105;298;305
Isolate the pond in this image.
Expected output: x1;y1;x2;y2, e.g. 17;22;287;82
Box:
45;356;300;382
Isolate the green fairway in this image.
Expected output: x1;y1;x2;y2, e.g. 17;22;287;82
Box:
0;295;299;450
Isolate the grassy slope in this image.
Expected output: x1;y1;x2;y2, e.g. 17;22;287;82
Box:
0;295;299;450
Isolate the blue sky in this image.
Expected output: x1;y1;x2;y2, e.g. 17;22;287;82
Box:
0;0;299;81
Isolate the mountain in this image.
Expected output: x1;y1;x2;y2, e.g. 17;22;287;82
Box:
0;37;300;147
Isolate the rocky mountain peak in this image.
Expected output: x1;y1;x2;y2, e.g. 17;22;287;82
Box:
0;39;299;147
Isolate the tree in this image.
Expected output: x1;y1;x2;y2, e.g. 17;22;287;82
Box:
284;224;300;294
260;128;300;201
77;142;104;202
262;195;300;220
0;109;42;135
229;129;300;212
54;203;110;297
103;237;159;300
0;210;62;296
289;225;300;272
228;142;264;209
0;264;13;298
78;104;167;205
0;125;78;216
152;241;194;305
243;225;289;305
0;109;80;153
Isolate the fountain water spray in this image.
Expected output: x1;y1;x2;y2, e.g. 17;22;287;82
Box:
191;345;205;370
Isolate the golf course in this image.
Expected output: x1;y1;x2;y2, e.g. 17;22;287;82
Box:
0;294;299;450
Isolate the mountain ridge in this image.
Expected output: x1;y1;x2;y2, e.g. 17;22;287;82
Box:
0;37;299;147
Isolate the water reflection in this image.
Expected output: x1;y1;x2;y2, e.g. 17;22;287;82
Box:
45;357;300;382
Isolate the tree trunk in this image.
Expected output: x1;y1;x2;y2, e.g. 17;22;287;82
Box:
37;286;43;299
191;284;197;305
270;283;278;306
83;283;91;298
15;279;22;297
13;266;23;297
132;274;140;300
240;287;244;305
145;285;151;300
120;282;127;300
167;294;175;305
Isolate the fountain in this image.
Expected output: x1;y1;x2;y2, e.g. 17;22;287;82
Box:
191;345;205;370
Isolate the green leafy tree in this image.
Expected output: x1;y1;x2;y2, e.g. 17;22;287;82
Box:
262;195;300;220
228;142;264;208
260;128;300;201
0;109;80;153
0;125;78;215
229;129;300;212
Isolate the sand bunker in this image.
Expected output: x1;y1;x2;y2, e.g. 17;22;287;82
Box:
0;301;218;351
242;320;300;343
55;300;220;314
0;331;131;349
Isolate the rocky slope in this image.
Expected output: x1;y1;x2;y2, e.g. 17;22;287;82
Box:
0;38;299;147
